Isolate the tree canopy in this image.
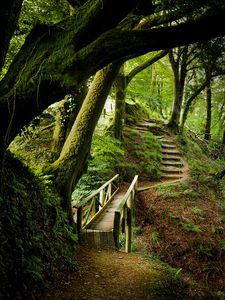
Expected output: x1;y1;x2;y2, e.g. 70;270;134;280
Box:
1;0;225;153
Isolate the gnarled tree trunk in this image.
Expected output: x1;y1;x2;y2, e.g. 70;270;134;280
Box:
51;83;87;160
47;62;121;222
0;0;23;72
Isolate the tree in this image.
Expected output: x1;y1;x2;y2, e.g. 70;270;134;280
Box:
181;38;225;137
1;0;225;216
0;0;24;72
168;46;189;131
111;50;168;140
47;62;122;222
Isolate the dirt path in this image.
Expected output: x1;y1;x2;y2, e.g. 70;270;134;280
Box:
41;246;166;300
39;125;193;300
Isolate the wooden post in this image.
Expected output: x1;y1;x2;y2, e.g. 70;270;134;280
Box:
77;206;82;243
125;207;132;253
100;189;105;208
113;210;121;250
125;194;132;253
108;183;112;199
121;206;126;233
91;197;97;218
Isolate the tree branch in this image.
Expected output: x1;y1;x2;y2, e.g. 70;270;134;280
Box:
0;0;23;72
75;9;225;75
126;50;169;84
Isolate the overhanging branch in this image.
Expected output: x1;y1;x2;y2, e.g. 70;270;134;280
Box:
74;9;225;77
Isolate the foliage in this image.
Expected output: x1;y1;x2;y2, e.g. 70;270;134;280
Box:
182;221;202;233
178;131;222;181
0;0;70;80
122;129;162;181
126;54;173;120
192;207;203;218
0;153;77;299
72;128;124;200
145;264;190;300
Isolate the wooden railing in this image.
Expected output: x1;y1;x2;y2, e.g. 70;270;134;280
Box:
113;175;138;253
72;174;119;239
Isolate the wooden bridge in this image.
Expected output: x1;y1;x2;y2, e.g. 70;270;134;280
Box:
72;174;138;252
71;122;189;252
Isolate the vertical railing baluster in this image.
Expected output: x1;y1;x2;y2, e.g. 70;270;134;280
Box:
113;210;121;250
108;183;112;200
100;188;105;208
77;206;82;243
125;194;132;253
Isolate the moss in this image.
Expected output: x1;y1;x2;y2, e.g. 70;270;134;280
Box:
0;152;77;299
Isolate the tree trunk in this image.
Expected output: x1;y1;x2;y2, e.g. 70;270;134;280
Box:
204;78;212;140
0;0;23;72
0;0;138;161
112;65;126;140
168;47;188;132
51;83;87;160
48;62;121;222
111;50;168;139
181;81;208;131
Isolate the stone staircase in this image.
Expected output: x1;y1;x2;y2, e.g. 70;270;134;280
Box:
156;135;188;182
134;119;189;184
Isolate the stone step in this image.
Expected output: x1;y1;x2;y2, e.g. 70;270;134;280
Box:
162;155;182;162
161;160;184;167
161;173;183;180
160;166;183;174
162;149;181;155
156;137;175;144
162;143;176;149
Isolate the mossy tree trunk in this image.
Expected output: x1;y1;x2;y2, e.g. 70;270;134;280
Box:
222;130;225;145
0;0;23;72
112;65;126;140
204;72;212;141
0;0;139;164
111;50;168;139
0;4;225;164
51;82;87;160
168;47;188;133
48;62;121;222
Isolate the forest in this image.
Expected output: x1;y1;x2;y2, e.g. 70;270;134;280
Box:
0;0;225;299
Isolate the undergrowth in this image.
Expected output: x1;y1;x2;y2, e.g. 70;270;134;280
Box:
72;128;124;201
136;129;225;297
120;128;162;181
0;152;77;300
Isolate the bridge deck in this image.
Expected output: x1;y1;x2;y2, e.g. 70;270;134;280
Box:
80;190;126;249
89;191;125;231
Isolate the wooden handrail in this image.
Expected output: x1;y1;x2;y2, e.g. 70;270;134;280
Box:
73;174;119;208
73;174;120;239
114;175;138;253
118;175;138;210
